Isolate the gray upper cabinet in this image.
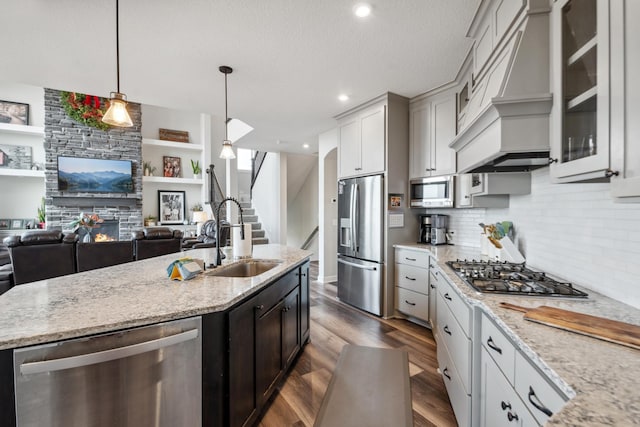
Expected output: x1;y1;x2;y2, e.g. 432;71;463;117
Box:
409;89;457;179
609;0;640;201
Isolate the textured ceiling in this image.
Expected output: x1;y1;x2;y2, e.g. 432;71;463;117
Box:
0;0;479;154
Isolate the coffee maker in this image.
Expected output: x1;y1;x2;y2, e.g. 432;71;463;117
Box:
430;214;448;245
419;215;431;244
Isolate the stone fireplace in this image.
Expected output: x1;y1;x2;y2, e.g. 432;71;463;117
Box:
43;89;143;240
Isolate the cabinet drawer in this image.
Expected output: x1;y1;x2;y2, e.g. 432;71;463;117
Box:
481;312;516;385
256;269;299;314
437;292;472;394
514;351;567;425
437;273;471;338
395;263;428;294
480;347;536;427
395;248;430;268
437;343;470;427
395;287;429;321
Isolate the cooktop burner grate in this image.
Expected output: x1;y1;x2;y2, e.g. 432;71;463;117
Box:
446;259;588;298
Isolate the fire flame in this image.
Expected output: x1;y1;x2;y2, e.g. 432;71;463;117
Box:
94;233;115;242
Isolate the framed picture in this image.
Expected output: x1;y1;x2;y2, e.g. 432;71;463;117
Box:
0;219;9;230
163;156;182;178
158;190;186;225
0;100;29;125
23;219;35;229
10;219;24;229
0;144;32;169
389;193;403;210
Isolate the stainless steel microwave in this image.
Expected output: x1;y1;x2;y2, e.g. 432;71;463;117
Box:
410;176;454;208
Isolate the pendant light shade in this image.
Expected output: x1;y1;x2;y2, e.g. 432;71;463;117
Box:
219;66;236;159
220;140;236;159
102;0;133;128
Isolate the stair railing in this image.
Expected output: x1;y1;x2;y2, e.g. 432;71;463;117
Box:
250;151;268;199
206;164;226;221
301;226;319;250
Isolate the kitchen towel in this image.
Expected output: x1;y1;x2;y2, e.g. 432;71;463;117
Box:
232;223;253;259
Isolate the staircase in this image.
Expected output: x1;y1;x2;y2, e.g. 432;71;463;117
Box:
240;202;269;245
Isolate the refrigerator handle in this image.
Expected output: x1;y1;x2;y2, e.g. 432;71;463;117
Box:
338;258;378;271
353;182;359;253
350;183;357;252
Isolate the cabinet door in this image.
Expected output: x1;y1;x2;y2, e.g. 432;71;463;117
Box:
228;294;260;427
299;263;310;343
430;94;457;176
610;0;640;199
550;0;611;181
282;287;300;369
480;347;535;427
428;269;438;330
338;118;360;178
255;300;284;407
409;103;431;179
456;174;473;207
360;105;386;175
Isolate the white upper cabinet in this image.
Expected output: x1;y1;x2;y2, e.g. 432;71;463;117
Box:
409;89;457;179
337;103;385;178
609;0;640;200
550;0;612;182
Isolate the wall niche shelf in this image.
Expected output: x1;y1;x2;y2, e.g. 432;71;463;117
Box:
143;176;203;185
0;169;44;178
142;138;203;151
0;123;44;136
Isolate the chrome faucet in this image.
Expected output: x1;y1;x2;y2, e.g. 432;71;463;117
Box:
214;197;245;266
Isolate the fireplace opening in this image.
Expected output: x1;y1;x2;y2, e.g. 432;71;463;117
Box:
77;220;119;242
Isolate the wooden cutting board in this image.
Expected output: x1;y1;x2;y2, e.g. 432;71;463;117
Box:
500;302;640;351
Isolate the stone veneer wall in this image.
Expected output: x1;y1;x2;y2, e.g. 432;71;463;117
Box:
43;88;143;240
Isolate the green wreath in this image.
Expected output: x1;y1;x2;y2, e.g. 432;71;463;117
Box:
61;91;110;130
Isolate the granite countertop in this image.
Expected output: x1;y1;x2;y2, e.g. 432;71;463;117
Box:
0;244;312;351
395;243;640;427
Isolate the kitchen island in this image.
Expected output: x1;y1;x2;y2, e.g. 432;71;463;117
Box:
0;244;312;426
396;243;640;427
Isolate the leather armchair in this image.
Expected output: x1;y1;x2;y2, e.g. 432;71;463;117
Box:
76;240;135;272
131;227;183;261
4;230;78;285
0;244;13;294
182;220;231;250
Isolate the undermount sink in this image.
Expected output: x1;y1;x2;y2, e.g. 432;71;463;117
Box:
207;260;282;278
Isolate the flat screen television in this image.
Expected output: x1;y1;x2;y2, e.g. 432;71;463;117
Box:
57;156;134;193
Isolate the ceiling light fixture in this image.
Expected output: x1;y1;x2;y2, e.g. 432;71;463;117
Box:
219;65;236;160
353;3;372;18
303;143;310;149
338;94;350;102
102;0;133;128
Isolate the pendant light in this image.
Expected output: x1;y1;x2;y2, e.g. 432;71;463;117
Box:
219;65;236;160
102;0;133;127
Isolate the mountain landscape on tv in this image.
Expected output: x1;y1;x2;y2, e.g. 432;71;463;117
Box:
58;170;133;193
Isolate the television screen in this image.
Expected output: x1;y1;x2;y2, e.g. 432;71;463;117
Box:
57;156;134;193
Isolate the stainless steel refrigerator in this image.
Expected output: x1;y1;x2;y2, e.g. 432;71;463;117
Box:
337;174;384;316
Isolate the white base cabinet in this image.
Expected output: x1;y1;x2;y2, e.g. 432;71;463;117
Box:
394;248;430;323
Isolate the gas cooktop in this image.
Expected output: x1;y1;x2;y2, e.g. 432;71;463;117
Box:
446;259;588;298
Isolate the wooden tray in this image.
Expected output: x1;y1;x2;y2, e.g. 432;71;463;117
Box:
500;302;640;350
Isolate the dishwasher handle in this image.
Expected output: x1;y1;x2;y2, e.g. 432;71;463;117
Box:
20;328;199;376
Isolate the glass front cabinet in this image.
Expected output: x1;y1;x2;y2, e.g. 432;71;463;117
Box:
550;0;612;182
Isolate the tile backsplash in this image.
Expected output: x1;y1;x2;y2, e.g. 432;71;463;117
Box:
428;169;640;309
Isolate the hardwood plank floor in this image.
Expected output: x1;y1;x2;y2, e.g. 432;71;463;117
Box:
258;263;457;427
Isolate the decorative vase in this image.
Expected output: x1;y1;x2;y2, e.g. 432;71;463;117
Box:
83;229;92;243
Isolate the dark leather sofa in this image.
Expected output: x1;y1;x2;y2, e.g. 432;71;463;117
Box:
182;220;230;249
131;227;184;260
76;240;135;272
4;230;78;286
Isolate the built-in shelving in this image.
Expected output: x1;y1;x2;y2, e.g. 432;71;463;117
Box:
0;169;45;178
142;176;203;185
142;138;202;151
0;123;44;136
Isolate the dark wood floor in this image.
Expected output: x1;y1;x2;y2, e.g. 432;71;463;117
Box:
258;262;457;427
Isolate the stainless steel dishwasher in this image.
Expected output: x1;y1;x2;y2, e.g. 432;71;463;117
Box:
13;316;202;427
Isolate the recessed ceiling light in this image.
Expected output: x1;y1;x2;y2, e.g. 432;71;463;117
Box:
338;94;350;102
353;3;371;18
303;144;310;149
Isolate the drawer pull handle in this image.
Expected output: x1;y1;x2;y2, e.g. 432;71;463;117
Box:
444;293;452;301
255;304;264;311
487;336;503;354
405;300;416;306
443;367;451;380
405;257;417;261
405;276;416;281
501;401;511;411
507;412;519;422
429;264;434;268
528;386;553;417
443;325;452;335
430;284;435;289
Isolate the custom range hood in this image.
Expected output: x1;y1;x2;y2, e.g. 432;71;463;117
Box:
450;1;552;174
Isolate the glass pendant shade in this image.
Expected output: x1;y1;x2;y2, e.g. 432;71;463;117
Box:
219;140;236;159
102;92;133;127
